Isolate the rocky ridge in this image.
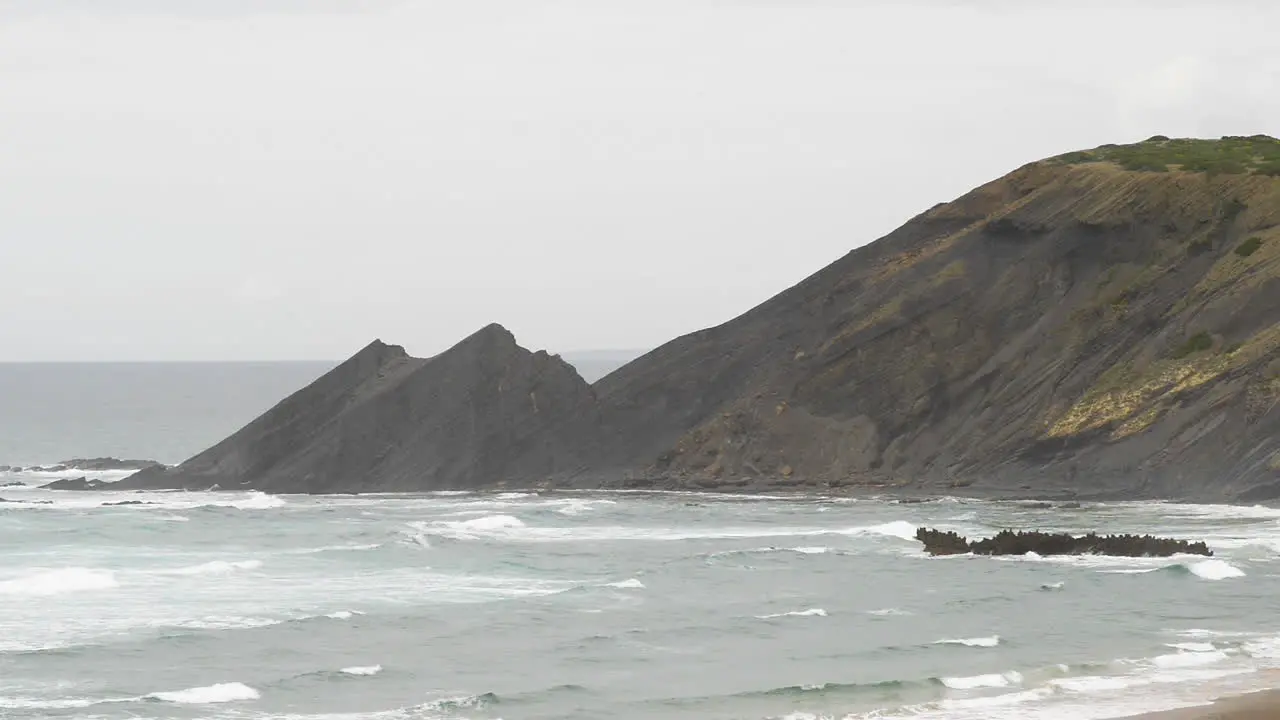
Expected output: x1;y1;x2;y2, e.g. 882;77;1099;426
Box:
108;136;1280;501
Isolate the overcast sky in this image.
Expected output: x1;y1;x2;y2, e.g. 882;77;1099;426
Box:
2;0;1276;361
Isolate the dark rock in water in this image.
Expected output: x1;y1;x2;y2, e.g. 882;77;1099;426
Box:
47;458;162;472
915;527;1212;557
914;528;971;556
40;476;111;491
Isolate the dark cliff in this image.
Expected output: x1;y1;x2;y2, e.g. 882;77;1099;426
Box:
120;137;1280;500
118;325;602;492
592;137;1280;501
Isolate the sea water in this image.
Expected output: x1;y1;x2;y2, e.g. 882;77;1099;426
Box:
3;484;1280;720
4;363;1280;720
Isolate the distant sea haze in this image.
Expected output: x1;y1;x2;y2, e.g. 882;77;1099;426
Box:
0;351;638;466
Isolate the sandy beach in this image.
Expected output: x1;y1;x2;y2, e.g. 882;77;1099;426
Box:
1126;689;1280;719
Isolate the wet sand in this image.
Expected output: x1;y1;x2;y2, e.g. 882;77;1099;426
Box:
1124;689;1280;719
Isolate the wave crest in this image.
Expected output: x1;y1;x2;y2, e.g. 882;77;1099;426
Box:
940;671;1022;689
756;608;827;619
934;635;1000;648
167;559;262;576
146;682;259;704
0;567;118;596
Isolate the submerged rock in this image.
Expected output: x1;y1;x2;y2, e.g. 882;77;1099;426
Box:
915;527;1212;557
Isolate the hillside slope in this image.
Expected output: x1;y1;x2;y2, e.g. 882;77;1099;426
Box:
119;136;1280;501
590;136;1280;501
118;325;603;492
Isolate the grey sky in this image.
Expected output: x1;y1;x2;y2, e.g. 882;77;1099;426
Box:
2;0;1276;361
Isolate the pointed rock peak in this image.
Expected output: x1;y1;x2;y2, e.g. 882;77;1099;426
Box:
472;323;517;344
353;338;411;361
447;323;521;355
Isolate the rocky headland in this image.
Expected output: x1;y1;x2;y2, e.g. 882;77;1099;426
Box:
102;135;1280;501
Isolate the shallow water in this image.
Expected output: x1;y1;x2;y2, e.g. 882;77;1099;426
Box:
3;479;1280;720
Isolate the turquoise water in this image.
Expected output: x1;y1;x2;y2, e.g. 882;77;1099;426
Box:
3;483;1280;720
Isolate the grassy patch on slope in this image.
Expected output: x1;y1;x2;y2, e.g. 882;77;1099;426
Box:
1050;135;1280;176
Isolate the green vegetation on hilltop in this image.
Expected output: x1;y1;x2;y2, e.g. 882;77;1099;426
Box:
1052;135;1280;176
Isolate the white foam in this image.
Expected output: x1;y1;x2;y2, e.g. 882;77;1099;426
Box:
605;578;645;589
146;682;259;704
553;498;616;515
448;514;525;531
1051;674;1136;693
0;567;118;596
339;665;382;676
0;696;112;709
934;635;1000;647
171;615;281;630
938;687;1051;709
171;491;285;510
1165;642;1216;652
756;608;827;619
167;559;263;575
1188;559;1244;580
1024;551;1042;559
1151;650;1229;669
792;546;832;554
1242;635;1280;659
292;543;382;554
1174;628;1254;639
223;491;287;510
867;608;911;616
1040;581;1065;590
939;671;1021;689
325;610;365;620
844;520;917;541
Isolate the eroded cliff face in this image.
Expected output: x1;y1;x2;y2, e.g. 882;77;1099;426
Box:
594;158;1280;501
120;139;1280;500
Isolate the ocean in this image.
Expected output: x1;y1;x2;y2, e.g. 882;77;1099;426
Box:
2;364;1280;720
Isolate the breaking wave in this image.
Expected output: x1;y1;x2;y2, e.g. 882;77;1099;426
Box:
939;671;1022;689
146;682;260;704
339;665;382;676
605;578;645;589
756;608;827;619
166;559;263;575
934;636;1000;647
0;567;118;596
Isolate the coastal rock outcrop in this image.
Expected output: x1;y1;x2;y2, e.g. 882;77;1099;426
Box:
110;136;1280;500
116;325;604;493
914;527;1213;557
40;477;112;491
